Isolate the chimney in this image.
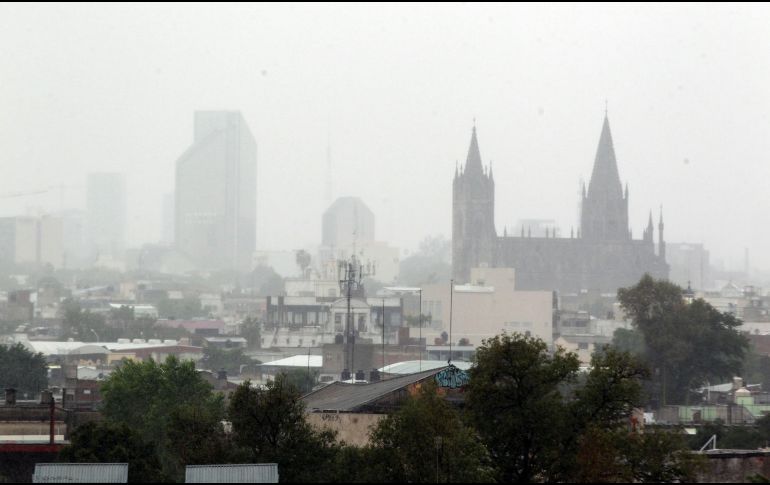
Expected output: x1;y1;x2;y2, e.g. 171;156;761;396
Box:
40;390;53;405
5;388;16;405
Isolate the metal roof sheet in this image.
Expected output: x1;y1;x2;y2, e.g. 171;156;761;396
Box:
33;463;128;483
261;355;322;368
185;464;278;483
302;368;445;412
379;360;472;374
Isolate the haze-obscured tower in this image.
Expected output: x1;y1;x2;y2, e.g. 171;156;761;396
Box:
452;124;496;281
452;114;668;292
580;114;630;241
175;111;256;271
87;172;126;261
322;197;375;249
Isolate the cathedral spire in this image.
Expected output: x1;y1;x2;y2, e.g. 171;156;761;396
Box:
587;114;623;200
659;205;666;261
645;210;654;242
580;113;629;241
464;124;484;176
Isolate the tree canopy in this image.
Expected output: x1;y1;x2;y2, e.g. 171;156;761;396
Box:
465;332;695;482
368;382;494;483
228;374;339;482
98;356;225;480
0;343;47;396
616;274;749;404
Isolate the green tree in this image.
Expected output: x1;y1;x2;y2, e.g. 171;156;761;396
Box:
368;382;493;483
617;274;749;404
59;299;115;342
295;249;312;277
0;343;47;396
240;317;262;349
250;265;285;296
576;426;703;483
58;421;167;483
156;297;204;320
100;356;225;480
465;333;579;482
465;333;695;482
165;403;236;477
201;346;258;375
279;368;319;395
228;375;338;482
398;235;452;287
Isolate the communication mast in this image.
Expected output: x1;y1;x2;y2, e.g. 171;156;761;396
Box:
338;254;375;380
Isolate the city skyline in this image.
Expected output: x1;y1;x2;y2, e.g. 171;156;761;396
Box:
1;4;770;273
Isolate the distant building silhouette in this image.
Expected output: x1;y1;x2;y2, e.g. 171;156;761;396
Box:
322;197;375;249
175;111;256;271
87;172;126;262
452;115;668;293
320;197;399;283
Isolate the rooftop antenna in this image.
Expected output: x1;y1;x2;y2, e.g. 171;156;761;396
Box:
339;254;374;379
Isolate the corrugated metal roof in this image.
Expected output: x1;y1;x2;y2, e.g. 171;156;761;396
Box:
302;368;445;412
379;360;472;375
33;463;128;483
261;355;322;368
185;464;278;483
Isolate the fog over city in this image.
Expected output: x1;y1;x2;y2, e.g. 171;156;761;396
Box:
8;4;770;483
2;3;770;272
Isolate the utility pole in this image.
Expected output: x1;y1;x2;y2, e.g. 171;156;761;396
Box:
448;279;454;365
418;288;422;372
382;298;386;378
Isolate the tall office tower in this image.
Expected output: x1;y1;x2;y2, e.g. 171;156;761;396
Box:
322;197;375;249
175;111;257;271
87;172;127;262
161;192;175;245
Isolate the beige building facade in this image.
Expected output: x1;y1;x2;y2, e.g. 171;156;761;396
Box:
418;268;553;347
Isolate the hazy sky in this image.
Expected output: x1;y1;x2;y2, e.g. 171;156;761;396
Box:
2;3;770;271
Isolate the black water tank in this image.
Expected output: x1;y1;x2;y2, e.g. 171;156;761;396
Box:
341;369;351;381
369;369;381;382
355;370;365;382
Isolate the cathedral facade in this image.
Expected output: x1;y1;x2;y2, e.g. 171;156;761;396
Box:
452;115;669;293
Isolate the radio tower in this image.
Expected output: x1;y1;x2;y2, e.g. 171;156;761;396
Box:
338;254;375;381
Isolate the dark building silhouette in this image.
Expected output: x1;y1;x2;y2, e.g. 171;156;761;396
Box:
452;115;668;293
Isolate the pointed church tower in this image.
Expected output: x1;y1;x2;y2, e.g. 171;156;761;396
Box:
453;123;496;282
658;206;666;262
580;113;630;241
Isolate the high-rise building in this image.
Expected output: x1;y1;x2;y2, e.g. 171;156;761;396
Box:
322;197;375;249
319;197;400;283
0;215;64;268
175;111;257;271
161;192;175;245
452;115;668;293
87;172;127;261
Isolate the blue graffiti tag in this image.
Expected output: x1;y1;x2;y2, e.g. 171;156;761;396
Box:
434;365;470;389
